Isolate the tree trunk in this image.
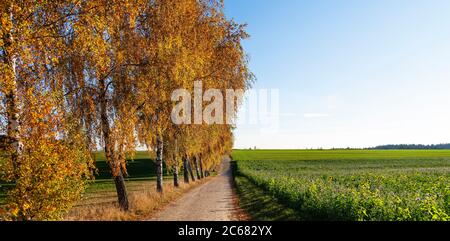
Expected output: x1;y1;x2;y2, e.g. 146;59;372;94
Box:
183;155;190;183
5;6;22;180
155;133;164;193
173;157;180;188
194;155;201;180
188;157;196;182
100;78;129;211
114;170;129;211
6;86;22;179
173;139;179;187
199;156;204;179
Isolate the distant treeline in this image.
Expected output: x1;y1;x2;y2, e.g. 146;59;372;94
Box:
369;144;450;150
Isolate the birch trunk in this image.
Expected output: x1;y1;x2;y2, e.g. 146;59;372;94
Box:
5;5;22;180
173;155;180;188
173;140;180;187
188;157;196;182
100;78;129;211
155;133;164;193
114;170;129;210
194;155;201;180
199;156;204;179
183;155;190;183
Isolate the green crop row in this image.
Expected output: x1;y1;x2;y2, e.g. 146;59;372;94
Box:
234;151;450;221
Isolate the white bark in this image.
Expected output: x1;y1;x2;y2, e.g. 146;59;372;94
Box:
6;5;23;176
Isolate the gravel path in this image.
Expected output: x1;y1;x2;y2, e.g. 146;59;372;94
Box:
150;156;240;221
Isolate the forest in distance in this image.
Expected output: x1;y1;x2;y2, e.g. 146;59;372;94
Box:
369;144;450;150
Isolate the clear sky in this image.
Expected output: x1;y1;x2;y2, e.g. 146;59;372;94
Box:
224;0;450;149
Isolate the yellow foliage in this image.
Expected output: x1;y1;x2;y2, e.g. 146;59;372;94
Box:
0;0;252;216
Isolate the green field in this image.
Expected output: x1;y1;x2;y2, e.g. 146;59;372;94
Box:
232;149;450;221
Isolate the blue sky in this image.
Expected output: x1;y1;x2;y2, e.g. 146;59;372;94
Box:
224;0;450;149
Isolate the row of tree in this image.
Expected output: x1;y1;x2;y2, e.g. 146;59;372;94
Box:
369;144;450;150
0;0;252;220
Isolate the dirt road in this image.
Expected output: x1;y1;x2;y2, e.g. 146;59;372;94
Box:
150;156;240;221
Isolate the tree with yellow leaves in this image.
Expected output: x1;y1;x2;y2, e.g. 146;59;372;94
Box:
1;0;253;218
60;0;146;211
136;0;252;193
0;0;94;220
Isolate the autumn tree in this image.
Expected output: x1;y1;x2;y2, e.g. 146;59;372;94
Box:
143;0;251;190
134;0;203;193
59;0;146;211
1;0;253;217
0;0;93;220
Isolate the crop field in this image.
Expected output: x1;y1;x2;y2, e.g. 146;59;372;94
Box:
232;150;450;221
